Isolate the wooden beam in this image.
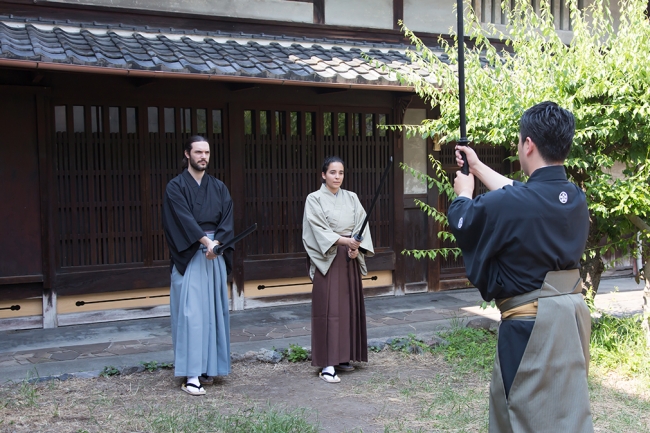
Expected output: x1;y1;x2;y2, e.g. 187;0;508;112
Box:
54;266;170;296
393;0;404;30
57;305;170;327
314;87;348;95
0;283;43;301
128;77;157;88
0;316;42;331
227;83;259;92
243;284;393;309
243;250;395;281
0;275;43;285
31;72;45;84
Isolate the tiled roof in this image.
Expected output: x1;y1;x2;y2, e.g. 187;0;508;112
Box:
0;15;447;87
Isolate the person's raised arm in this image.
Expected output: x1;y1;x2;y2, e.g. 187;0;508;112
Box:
455;145;513;191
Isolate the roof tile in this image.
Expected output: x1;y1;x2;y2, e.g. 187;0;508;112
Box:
0;14;443;87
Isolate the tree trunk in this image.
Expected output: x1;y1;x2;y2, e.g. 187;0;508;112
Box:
642;258;650;347
625;216;650;346
580;251;605;296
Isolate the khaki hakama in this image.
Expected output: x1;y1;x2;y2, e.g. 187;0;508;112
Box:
311;245;367;367
489;269;593;433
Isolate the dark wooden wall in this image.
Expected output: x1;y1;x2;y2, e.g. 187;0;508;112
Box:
0;87;44;298
435;143;512;280
0;69;401;300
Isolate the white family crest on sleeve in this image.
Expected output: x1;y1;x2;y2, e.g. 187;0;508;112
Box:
559;191;568;204
458;217;464;229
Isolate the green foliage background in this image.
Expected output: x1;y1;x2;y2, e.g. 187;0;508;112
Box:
385;0;650;275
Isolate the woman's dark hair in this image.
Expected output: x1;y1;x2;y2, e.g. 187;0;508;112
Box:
321;156;345;183
181;135;208;169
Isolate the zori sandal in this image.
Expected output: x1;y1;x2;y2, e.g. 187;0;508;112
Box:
199;374;214;385
181;382;206;396
319;372;341;383
335;363;355;372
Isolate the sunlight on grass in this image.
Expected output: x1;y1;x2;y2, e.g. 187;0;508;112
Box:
432;327;496;376
590;312;650;381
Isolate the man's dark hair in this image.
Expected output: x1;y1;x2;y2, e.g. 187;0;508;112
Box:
519;101;575;163
182;135;208;169
321;156;345;183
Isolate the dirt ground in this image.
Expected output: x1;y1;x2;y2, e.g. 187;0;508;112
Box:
1;350;648;433
0;350;489;433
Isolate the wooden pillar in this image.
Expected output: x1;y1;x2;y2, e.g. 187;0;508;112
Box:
36;92;59;326
427;105;442;291
231;281;244;311
42;288;57;328
392;96;408;296
393;0;404;29
313;0;325;24
228;102;246;310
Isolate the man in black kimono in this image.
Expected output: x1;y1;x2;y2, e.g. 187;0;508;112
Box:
448;102;593;432
162;135;234;396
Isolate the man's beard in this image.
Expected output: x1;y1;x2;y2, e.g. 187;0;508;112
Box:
190;158;208;171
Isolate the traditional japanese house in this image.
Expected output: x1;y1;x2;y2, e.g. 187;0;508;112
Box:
0;0;533;330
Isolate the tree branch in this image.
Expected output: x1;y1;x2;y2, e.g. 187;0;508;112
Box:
628;215;650;232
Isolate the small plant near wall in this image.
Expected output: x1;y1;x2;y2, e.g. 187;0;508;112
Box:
283;344;309;363
100;366;120;378
141;361;174;372
389;333;431;355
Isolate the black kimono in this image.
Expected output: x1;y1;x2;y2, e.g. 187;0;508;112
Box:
448;165;593;433
162;169;234;275
162;169;234;378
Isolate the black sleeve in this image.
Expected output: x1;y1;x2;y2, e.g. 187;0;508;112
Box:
163;179;205;253
162;179;204;275
447;190;510;301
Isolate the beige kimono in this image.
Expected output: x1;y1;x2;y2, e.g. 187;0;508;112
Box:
302;184;374;279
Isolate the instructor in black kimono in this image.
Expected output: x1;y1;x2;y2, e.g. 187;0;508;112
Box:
162;135;234;396
448;102;593;432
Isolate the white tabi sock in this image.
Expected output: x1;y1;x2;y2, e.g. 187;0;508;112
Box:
187;376;200;387
322;366;335;375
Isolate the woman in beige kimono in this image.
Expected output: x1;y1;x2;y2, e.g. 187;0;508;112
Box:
302;156;374;383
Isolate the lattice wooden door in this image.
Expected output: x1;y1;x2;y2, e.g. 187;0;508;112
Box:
437;144;511;277
242;107;393;258
53;104;228;271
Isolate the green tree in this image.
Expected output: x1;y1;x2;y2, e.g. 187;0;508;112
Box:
388;0;650;332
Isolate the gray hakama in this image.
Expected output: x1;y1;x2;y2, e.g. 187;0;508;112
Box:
490;270;593;433
170;234;231;377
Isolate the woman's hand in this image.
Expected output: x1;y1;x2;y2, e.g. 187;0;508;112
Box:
348;237;361;250
336;236;360;250
347;248;359;260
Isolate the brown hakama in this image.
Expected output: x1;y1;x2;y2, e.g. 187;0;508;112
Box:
311;245;368;367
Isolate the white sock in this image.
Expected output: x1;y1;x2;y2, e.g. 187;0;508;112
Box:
187;376;200;386
322;366;335;375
